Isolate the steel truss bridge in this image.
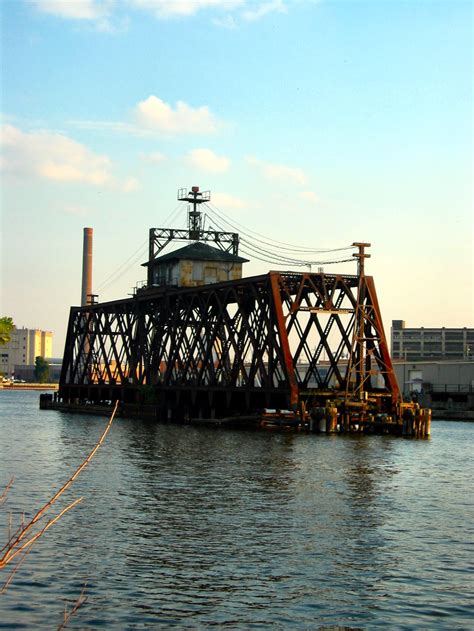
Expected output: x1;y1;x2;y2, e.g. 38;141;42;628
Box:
59;270;401;420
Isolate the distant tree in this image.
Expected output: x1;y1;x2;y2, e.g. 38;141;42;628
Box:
0;317;14;346
34;356;50;383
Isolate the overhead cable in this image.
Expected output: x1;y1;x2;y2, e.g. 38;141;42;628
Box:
96;202;183;294
97;242;148;295
205;202;355;254
208;213;356;268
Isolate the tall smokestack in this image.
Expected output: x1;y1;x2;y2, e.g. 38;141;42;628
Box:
81;227;93;306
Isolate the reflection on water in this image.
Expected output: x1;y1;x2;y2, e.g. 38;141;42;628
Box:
0;390;473;629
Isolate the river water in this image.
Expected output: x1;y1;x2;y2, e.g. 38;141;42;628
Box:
0;390;472;629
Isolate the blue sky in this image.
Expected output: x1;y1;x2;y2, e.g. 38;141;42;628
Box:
1;0;472;355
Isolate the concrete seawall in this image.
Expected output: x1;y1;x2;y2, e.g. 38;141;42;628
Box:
432;409;474;421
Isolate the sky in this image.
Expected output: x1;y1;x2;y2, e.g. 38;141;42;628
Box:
1;0;472;357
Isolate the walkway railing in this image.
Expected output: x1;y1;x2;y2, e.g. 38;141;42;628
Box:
430;384;474;393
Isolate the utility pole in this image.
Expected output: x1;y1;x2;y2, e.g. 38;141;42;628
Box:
346;243;372;399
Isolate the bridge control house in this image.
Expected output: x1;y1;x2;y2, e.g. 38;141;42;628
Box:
142;241;248;288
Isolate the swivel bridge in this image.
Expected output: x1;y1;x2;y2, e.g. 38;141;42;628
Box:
59;267;401;421
51;186;432;436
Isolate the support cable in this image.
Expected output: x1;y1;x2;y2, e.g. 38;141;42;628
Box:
96;240;148;294
208;213;356;267
240;236;355;266
96;203;183;294
204;202;355;254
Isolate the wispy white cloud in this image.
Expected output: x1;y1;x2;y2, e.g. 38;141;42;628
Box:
246;155;307;185
122;177;140;191
187;148;230;172
68;119;150;136
62;204;91;217
212;14;238;29
242;0;286;21
28;0;292;25
299;190;318;203
1;124;137;191
129;0;244;18
212;191;247;209
135;95;221;135
29;0;112;20
68;95;224;138
139;151;166;164
28;1;129;32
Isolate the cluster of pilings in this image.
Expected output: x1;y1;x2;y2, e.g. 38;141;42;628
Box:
260;400;431;437
41;392;431;437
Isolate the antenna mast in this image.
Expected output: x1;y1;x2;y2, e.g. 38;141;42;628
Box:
147;186;240;277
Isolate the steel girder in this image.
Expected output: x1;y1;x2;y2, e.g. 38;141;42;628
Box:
59;271;400;410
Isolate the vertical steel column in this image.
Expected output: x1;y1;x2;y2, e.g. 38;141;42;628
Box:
147;228;155;286
270;272;299;410
365;276;402;403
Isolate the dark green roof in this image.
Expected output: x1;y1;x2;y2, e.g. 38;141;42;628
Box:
143;242;248;267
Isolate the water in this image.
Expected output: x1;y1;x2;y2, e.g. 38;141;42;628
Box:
0;390;473;629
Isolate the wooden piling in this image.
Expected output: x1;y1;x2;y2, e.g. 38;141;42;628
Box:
423;408;431;437
327;407;337;433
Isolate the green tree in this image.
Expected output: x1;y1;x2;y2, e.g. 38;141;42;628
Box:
0;317;14;346
34;356;50;383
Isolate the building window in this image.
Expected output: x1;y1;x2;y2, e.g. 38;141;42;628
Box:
424;344;440;350
192;262;203;281
445;333;463;340
404;343;421;350
445;343;463;351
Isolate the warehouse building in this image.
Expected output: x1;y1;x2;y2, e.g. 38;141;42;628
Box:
391;320;474;361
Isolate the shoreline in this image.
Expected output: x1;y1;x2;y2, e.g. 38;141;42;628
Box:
0;383;58;391
431;409;474;421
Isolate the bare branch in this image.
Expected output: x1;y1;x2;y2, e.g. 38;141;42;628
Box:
2;498;83;568
0;546;32;594
0;401;119;575
0;477;14;507
57;582;88;630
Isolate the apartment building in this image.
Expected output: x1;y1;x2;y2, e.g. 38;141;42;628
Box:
0;327;53;378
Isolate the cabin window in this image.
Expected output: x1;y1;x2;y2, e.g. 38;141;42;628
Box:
204;267;218;284
192;262;203;281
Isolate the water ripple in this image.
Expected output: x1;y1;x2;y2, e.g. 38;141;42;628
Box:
1;390;473;629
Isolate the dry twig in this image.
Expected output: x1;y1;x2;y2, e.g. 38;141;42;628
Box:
0;477;14;506
0;401;119;577
57;582;88;630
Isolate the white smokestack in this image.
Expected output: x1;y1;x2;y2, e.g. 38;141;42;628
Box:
81;227;93;306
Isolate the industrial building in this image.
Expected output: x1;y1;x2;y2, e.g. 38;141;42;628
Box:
392;359;474;417
391;320;474;361
0;327;53;379
393;359;474;395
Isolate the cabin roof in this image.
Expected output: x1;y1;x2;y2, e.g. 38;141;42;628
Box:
142;242;249;267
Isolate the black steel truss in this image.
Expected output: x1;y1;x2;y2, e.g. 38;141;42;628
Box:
148;227;239;260
59;271;400;413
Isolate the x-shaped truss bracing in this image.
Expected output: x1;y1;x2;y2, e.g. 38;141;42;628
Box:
59;271;400;413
